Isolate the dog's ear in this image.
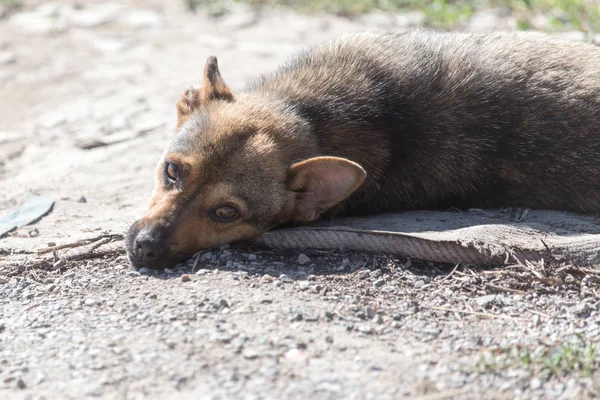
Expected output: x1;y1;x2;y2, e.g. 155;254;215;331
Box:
287;156;366;223
176;56;235;128
201;56;235;103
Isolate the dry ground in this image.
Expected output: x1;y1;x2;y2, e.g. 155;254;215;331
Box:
1;1;599;399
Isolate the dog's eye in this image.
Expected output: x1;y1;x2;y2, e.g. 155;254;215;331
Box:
213;205;239;222
165;162;179;182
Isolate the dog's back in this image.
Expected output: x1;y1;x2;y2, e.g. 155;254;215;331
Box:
250;30;600;215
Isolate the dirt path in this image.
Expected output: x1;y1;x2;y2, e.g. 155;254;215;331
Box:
1;1;599;399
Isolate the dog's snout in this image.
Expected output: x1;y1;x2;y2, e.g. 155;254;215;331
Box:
134;228;166;265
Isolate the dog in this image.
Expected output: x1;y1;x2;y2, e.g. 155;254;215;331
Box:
126;29;600;269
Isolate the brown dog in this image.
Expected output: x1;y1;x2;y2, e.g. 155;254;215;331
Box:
126;30;600;269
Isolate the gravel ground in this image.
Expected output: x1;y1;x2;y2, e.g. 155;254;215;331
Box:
1;1;600;399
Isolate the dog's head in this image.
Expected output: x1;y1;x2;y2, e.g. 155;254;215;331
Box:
126;57;366;269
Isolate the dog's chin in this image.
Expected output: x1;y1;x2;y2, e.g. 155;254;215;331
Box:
127;251;192;271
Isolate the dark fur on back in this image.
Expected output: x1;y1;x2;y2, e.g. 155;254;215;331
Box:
249;30;600;216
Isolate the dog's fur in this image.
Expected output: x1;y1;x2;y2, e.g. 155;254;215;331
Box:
126;30;600;269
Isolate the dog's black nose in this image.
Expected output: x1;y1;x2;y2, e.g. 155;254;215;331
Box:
134;229;165;265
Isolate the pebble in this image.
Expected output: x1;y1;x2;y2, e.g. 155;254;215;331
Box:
278;274;293;283
28;228;39;237
530;378;543;390
284;348;307;362
370;269;382;279
261;274;275;283
475;294;496;307
164;268;174;274
138;267;150;275
85;298;95;306
127;270;141;276
181;274;191;282
358;325;374;335
298;281;310;290
364;307;375;319
17;379;25;389
290;312;303;322
195;269;210;275
373;315;384;325
243;350;260;360
77;196;87;203
297;254;310;265
373;279;385;288
413;280;425;289
0;51;16;65
246;254;257;261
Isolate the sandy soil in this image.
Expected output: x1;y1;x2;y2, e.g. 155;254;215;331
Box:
1;1;599;399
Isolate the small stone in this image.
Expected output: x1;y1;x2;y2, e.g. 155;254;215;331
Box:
391;321;402;329
138;267;150;275
28;228;39;237
181;274;191;282
279;274;293;283
85;298;95;306
370;269;382;279
164;268;174;274
77;196;87;203
53;260;64;269
260;298;272;304
298;281;310;290
530;378;542;390
200;252;214;261
475;294;496;307
358;325;374;334
364;307;375;319
373;315;384;324
261;274;275;283
243;350;259;360
413;280;425;289
284;348;307;362
373;279;385;288
195;269;210;275
219;299;229;308
0;51;16;65
305;315;319;322
246;254;257;261
273;280;283;287
127;270;141;276
17;379;25;389
291;312;303;322
297;254;310;265
565;274;575;284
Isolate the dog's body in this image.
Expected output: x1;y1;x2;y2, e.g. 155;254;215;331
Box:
126;30;600;269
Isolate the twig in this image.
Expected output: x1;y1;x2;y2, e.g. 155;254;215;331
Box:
438;263;460;283
413;390;467;400
422;306;519;321
191;252;201;274
485;283;526;295
36;234;122;255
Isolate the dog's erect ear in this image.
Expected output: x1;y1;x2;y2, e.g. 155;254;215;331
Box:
287;156;366;223
201;56;235;102
176;56;235;128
